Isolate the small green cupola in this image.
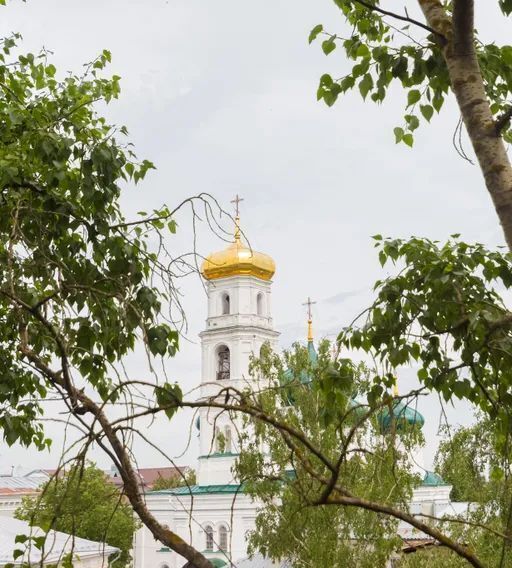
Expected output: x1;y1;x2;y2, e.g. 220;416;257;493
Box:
422;471;446;486
377;399;425;434
280;299;318;402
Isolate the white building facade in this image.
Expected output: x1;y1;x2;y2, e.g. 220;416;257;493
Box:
133;213;460;568
134;215;279;568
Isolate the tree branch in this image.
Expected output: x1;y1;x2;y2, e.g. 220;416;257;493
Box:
351;0;446;41
324;494;485;568
9;292;214;568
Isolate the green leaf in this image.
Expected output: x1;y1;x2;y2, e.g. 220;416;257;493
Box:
420;104;434;122
499;0;512;15
322;37;336;56
155;382;183;420
393;127;404;143
309;24;323;44
405;114;419;131
402;133;413;147
407;89;421;107
417;368;428;381
358;73;373;100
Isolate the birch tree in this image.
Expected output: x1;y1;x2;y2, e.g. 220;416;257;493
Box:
312;1;512;247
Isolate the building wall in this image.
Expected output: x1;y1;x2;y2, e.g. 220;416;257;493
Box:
133;492;258;568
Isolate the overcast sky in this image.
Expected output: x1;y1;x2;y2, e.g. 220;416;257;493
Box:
1;0;509;474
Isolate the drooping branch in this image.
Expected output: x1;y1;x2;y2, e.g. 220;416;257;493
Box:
176;398;485;567
7;294;214;568
324;494;485;568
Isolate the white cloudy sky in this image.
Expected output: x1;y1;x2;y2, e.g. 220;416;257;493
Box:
0;0;509;473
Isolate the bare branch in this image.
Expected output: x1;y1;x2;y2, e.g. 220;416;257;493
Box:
351;0;445;41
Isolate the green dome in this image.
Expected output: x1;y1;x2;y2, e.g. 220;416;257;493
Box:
422;471;446;486
280;341;318;404
377;400;424;433
348;396;368;418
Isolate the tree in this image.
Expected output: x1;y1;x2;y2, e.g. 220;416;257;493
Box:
399;418;512;567
310;0;512;248
0;22;220;568
434;421;491;502
2;1;511;566
167;237;512;568
235;341;418;567
16;463;138;568
151;469;197;491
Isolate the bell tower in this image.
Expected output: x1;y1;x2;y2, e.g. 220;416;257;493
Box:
196;197;279;485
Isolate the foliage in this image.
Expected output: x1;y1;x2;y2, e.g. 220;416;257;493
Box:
0;31;185;451
434;420;491;502
0;21;217;568
340;237;512;460
401;418;512;567
235;340;422;567
311;0;512;146
16;463;139;567
151;469;197;491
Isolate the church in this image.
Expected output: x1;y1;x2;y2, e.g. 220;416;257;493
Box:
133;203;461;568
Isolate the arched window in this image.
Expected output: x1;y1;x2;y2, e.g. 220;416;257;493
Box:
217;345;230;380
204;525;214;551
224;426;232;453
221;293;230;315
214;426;223;453
256;292;264;316
219;525;228;551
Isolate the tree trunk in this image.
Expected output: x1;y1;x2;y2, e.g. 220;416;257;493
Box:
419;0;512;250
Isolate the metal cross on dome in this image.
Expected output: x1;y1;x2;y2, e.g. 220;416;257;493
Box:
231;194;244;217
302;296;316;320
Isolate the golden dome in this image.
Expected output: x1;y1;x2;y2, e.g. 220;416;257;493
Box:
201;217;276;281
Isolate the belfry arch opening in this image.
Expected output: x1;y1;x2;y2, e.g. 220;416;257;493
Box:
221;293;230;315
216;345;230;380
256;292;264;316
224;426;232;453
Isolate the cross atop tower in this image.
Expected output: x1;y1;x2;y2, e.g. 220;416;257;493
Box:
302;296;316;342
230;194;244;217
302;296;316;321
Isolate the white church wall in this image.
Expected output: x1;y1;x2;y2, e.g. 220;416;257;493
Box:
133;493;259;568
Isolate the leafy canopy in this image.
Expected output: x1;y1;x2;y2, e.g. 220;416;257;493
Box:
310;0;512;146
16;463;140;568
0;33;184;449
340;237;512;461
236;341;421;567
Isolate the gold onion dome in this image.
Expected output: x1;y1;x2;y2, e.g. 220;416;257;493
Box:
201;216;276;281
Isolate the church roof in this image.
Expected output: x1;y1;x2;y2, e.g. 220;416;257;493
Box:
0;517;118;565
201;215;275;281
153;484;242;496
422;471;447;487
377;400;425;434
